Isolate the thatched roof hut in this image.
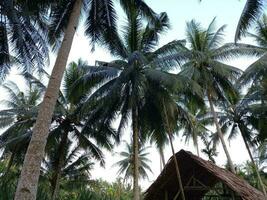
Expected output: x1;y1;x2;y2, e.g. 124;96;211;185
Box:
144;150;265;200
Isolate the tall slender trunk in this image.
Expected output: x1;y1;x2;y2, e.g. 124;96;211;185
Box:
163;104;185;200
195;138;200;157
238;123;267;197
51;132;69;200
132;107;140;200
160;154;162;172
193;134;200;157
159;146;166;170
14;1;83;199
207;93;236;173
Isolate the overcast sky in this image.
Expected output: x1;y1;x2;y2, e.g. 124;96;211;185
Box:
1;0;262;191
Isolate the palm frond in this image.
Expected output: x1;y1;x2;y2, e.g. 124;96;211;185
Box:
235;0;264;41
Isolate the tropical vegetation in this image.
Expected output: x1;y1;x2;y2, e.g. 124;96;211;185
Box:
1;1;267;200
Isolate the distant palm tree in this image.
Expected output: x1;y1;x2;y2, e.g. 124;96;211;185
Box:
167;19;262;173
217;89;267;196
0;81;41;172
42;139;94;199
114;141;152;184
15;1;160;199
240;159;267;192
201;137;218;164
183;112;209;157
182;101;211;156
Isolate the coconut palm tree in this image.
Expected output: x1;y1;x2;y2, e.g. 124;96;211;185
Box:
42;139;94;199
239;143;267;192
201;136;218;163
71;7;198;198
166;19;263;173
114;141;152;184
217;89;267;196
44;60;118;200
15;1;160;199
181;100;211;156
238;15;267;140
140;66;201;200
0;81;41;172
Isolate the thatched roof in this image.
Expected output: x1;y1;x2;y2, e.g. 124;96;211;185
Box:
144;150;265;200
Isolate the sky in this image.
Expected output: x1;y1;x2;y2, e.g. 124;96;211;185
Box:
0;0;262;191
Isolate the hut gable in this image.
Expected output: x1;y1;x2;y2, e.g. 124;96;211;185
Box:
144;150;265;200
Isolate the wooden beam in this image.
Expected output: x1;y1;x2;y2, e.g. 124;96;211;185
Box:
173;175;194;200
184;186;209;191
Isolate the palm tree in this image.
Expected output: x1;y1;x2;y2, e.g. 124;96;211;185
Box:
0;0;49;80
201;137;218;163
142;85;202;170
182;100;211;156
238;15;267;140
239;143;267;192
217;89;267;196
0;81;41;173
168;19;262;173
42;139;94;199
45;60;118;200
15;1;160;199
235;0;265;41
0;61;117;199
114;141;152;184
71;8;196;198
140;68;198;200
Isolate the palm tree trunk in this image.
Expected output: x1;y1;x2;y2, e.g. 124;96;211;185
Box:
160;154;162;172
238;123;267;197
14;1;83;199
193;135;200;157
159;146;166;169
195;138;200;157
163;104;185;200
132;107;140;200
51;132;69;200
167;133;186;200
207;93;236;173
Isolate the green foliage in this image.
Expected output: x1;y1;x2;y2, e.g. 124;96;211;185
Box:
88;179;133;200
0;160;132;200
236;0;264;41
3;1;267;199
114;141;152;182
0;0;49;81
0;61;119;199
237;160;267;192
